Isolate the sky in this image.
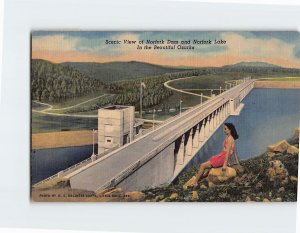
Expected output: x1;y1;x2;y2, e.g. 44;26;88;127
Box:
31;31;300;68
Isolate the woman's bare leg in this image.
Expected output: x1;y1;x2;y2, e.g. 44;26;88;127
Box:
195;161;212;184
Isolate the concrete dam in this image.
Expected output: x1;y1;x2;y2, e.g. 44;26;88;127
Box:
62;78;255;192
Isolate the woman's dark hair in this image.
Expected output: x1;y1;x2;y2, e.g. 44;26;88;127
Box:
224;122;239;140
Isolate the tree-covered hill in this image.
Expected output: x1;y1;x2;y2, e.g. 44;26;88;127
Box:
220;61;300;74
62;61;189;83
31;59;110;102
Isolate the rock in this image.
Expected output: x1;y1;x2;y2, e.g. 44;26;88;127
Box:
287;145;299;155
266;152;276;158
208;181;215;188
267;140;290;153
191;191;199;201
267;160;289;186
169;193;179;200
290;176;298;183
245;196;252;202
263;198;270;202
125;191;145;202
155;195;164;202
208;167;237;184
231;164;245;175
255;197;261;202
255;181;263;190
200;184;208;190
278;187;285;193
273;197;282;202
183;176;197;190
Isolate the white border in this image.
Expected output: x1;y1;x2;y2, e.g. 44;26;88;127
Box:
0;1;299;233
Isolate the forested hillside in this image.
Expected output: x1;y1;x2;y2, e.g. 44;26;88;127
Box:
62;61;188;83
31;59;112;102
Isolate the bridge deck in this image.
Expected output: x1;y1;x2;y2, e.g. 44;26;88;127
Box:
66;80;254;191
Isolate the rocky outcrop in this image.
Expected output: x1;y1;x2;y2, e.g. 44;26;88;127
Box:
207;167;237;184
267;160;289;186
191;191;199;201
267;139;299;156
183;176;197;190
268;140;290;153
287;145;299;155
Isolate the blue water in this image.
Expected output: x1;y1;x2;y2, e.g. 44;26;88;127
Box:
31;145;96;184
189;88;300;167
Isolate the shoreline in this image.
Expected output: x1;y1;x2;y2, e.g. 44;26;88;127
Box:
32;130;97;150
254;80;300;89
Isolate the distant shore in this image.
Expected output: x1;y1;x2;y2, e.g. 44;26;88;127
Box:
32;130;96;150
254;80;300;89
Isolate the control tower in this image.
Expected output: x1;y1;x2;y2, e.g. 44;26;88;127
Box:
98;105;142;154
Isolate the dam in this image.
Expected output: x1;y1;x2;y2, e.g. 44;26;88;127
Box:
57;78;254;192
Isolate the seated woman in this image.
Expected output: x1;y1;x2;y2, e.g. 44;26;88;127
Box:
193;122;240;186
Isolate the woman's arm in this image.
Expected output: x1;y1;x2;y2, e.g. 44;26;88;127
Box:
222;138;233;171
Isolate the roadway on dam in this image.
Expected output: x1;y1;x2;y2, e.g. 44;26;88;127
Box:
66;80;253;189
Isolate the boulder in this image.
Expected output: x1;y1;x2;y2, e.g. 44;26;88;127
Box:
245;196;252;202
278;187;285;193
290;176;298;183
263;198;270;202
207;167;237;184
267;140;290;153
287;145;299;155
208;181;216;188
191;191;199;201
169;193;179;200
183;176;197;190
125;191;145;202
266;152;276;158
200;184;208;190
267;160;289;186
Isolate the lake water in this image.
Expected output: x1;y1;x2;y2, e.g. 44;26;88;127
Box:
188;88;300;168
31;145;95;184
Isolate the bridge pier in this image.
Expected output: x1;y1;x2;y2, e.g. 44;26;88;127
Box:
185;130;193;157
209;114;214;132
199;122;205;143
176;135;185;165
192;125;199;154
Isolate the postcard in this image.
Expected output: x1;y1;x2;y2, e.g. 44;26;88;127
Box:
30;31;299;202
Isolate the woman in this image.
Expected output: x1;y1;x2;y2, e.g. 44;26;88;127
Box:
193;122;240;186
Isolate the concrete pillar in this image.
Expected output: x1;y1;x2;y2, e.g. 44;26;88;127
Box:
222;106;225;119
216;109;220;125
186;130;193;157
209;114;214;132
213;112;217;128
199;122;205;143
192;125;199;153
204;118;210;138
177;135;185;165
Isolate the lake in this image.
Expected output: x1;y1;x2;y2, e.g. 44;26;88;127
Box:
189;88;300;167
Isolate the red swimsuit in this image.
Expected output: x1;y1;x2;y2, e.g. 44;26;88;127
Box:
209;137;235;168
